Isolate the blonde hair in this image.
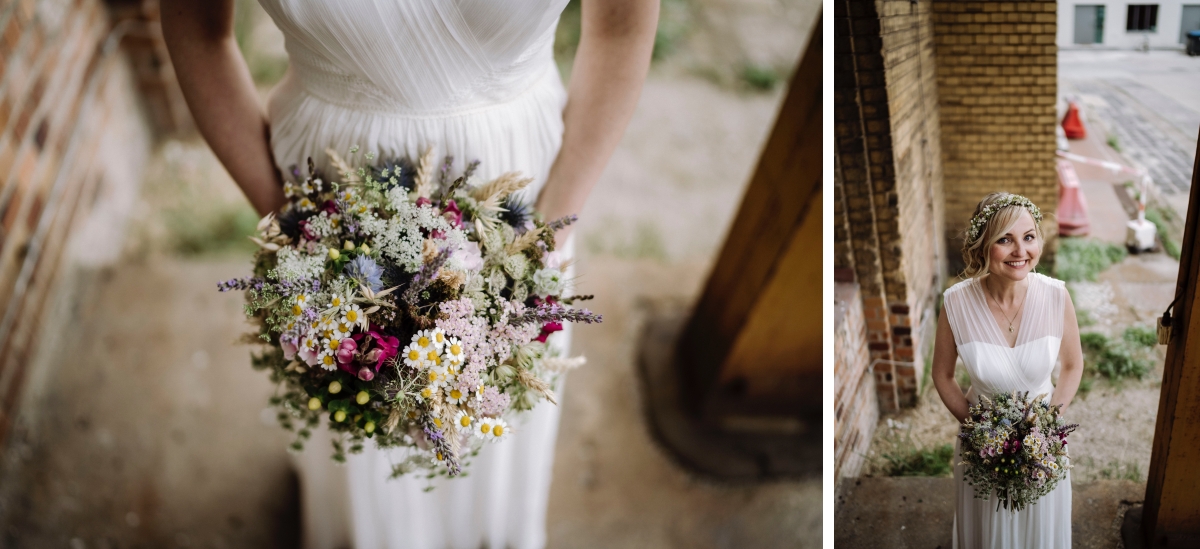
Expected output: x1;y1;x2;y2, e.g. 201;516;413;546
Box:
960;192;1044;279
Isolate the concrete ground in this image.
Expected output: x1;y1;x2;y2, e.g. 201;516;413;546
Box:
0;1;822;544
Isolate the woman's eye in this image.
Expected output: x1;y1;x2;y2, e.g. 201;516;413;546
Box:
1025;235;1034;241
998;237;1010;244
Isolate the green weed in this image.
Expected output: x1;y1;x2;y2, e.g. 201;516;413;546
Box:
1055;238;1127;282
1123;325;1157;348
1079;331;1151;382
740;64;781;91
1144;208;1181;260
165;203;260;257
881;443;955;477
1107;135;1121;152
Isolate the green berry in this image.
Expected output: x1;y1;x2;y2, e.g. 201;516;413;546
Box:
364;421;376;434
329;381;342;394
356;391;370;405
334;410;347;422
328;248;341;260
307;397;322;411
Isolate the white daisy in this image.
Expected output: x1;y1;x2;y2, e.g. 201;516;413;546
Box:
414;385;435;403
422;347;443;369
411;330;435;352
474;417;495;440
446;386;467;405
342;304;367;330
328;293;347;310
401;343;426;369
318;352;337;371
454;410;474;430
424;366;447;389
429;328;447;351
291;293;310;316
486;418;511;442
443;337;465;366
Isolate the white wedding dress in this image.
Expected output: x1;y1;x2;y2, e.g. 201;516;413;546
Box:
255;2;572;548
942;273;1072;549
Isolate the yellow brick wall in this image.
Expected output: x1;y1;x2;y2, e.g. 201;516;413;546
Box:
932;0;1059;274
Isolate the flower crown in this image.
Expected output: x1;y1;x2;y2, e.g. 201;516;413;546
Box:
965;194;1042;245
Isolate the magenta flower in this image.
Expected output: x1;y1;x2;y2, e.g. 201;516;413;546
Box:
354;328;400;372
535;321;563;343
442;199;463;228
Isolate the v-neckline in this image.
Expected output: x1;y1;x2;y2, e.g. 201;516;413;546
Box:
975;275;1034;349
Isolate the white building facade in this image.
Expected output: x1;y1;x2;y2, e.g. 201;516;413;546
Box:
1058;0;1200;49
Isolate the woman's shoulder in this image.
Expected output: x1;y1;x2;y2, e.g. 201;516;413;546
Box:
1029;272;1067;290
943;276;976;298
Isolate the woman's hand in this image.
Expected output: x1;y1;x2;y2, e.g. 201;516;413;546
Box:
535;0;659;245
161;0;286;216
932;309;971;423
1051;286;1084;412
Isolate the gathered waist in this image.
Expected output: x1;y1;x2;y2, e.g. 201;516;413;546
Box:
274;58;563;120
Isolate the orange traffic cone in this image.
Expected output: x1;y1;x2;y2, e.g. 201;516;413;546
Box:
1062;102;1086;140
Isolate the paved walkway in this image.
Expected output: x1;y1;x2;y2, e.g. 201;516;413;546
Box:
1060;50;1200;217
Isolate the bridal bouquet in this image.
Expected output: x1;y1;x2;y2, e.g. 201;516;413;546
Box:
958;391;1078;511
218;147;600;478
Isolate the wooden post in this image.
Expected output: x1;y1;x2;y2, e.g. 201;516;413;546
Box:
676;15;822;422
1144;134;1200;546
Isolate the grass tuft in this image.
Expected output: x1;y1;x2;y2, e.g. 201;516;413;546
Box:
1055;238;1126;282
881;442;955;477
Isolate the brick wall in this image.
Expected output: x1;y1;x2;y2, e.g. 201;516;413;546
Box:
0;0;181;444
835;0;944;411
932;0;1059;273
834;282;878;479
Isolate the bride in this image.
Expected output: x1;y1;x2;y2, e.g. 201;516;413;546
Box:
161;2;658;548
931;192;1085;548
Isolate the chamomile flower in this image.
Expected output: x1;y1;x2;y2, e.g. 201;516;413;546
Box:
424;366;447;389
423;347;443;369
342;304;367;329
322;337;341;355
475;418;495;440
429;328;447;350
446;387;467;405
414;385;435;403
443;337;465;366
411;330;435;352
297;197;316;212
487;419;510;442
402;343;427;369
328;293;347;310
291;293;310;316
454;410;474;430
335;321;354;338
318;352;337;371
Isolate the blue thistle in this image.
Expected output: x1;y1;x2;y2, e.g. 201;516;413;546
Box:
500;195;532;230
345;255;384;293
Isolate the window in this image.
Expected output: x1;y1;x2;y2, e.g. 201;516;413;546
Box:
1127;4;1159;32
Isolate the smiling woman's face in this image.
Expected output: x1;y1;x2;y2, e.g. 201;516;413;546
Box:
987;209;1040;281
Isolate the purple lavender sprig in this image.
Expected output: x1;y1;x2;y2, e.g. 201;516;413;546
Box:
510;303;603;326
421;415;460;476
546;214;578;232
401;248;453;306
218;277;265;292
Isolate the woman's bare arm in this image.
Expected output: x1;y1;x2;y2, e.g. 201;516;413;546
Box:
535;0;659;242
932;309;970;423
161;0;285;216
1051;287;1084;414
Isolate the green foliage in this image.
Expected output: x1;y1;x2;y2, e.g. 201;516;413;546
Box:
740;64;781;91
1085;457;1143;482
1123;325;1157;348
1054;238;1127;282
165;203;260;257
1079;331;1151;382
1106;135;1121;152
1144;208;1181;260
881;443;955;477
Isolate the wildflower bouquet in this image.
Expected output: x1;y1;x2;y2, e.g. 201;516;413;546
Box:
958;391;1078;511
219;147;600;478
